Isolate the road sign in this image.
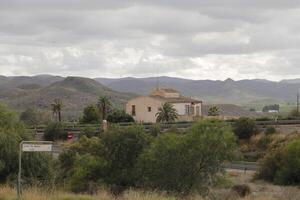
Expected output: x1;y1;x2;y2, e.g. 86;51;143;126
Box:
22;143;53;152
18;141;53;199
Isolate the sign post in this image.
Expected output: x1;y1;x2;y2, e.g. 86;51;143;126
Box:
18;141;53;199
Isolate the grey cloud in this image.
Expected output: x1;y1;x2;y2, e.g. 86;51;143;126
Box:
0;0;300;80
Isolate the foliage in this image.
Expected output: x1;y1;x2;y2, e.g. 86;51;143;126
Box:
59;126;150;193
233;117;257;139
97;96;112;120
156;102;178;123
102;126;150;190
107;109;134;123
265;126;276;135
20;108;39;126
231;184;251;197
289;108;300;118
149;123;162;137
44;122;67;141
257;139;300;185
208;105;220;116
0;104;54;184
138;120;237;195
81;125;99;138
68;154;105;193
51;98;63;122
80;105;101;124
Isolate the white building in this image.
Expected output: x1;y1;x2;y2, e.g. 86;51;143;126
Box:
125;88;202;123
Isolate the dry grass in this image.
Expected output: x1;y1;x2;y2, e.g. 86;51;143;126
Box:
1;180;299;200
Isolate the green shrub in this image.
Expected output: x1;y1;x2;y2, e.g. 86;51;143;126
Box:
234;117;257;139
257;139;300;185
265;126;276;135
81;125;99;138
149;123;161;137
102;126;150;191
137;120;237;195
80;105;101;124
44;122;67;141
107;110;134;123
0;104;54;185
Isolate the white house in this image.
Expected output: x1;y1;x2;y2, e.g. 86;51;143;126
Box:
125;88;202;123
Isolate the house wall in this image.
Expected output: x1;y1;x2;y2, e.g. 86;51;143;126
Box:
125;96;164;123
173;102;202;116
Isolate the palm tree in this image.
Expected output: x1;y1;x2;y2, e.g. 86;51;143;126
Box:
97;96;112;120
208;105;220;116
51;98;63;122
156;102;178;123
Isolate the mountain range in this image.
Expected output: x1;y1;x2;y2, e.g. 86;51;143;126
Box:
95;76;300;105
0;75;299;118
0;75;135;119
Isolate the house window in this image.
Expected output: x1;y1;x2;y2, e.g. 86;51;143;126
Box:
196;106;200;116
131;105;136;116
185;105;190;115
148;107;152;112
190;106;195;115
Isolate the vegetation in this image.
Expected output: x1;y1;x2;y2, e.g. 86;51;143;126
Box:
208;105;220;116
256;138;300;185
156;102;178;123
233;117;257;139
0;104;54;184
107;109;134;123
289;108;300;118
51;98;63;122
20;108;51;126
97;96;112;120
44;122;67;141
80;105;101;124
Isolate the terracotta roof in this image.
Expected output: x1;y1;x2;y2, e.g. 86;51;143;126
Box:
158;88;179;93
151;95;202;103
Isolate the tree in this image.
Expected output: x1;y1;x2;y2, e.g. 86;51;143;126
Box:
233;117;257;139
102;126;150;191
44;122;67;141
0;104;54;184
208;105;220;116
107;109;134;123
156;102;178;123
80;105;101;124
137;120;236;195
51;98;63;122
257;139;300;185
97;96;112;120
20;108;39;126
289;108;300;118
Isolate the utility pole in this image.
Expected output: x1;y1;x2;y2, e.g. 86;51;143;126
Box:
297;92;299;116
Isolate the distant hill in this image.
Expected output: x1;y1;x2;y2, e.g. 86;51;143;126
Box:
95;76;300;105
0;75;135;119
202;104;259;118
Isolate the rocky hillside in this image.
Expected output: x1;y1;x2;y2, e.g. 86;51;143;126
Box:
0;75;135;118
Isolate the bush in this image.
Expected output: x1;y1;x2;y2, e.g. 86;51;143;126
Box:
107;110;134;123
81;125;100;138
265;126;276;135
234;117;257;139
80;105;101;124
137;120;237;195
149;123;161;137
44;122;67;141
0;104;54;184
257;139;300;185
102;126;150;191
231;184;251;197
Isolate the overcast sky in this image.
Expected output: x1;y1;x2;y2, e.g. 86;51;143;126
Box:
0;0;300;80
